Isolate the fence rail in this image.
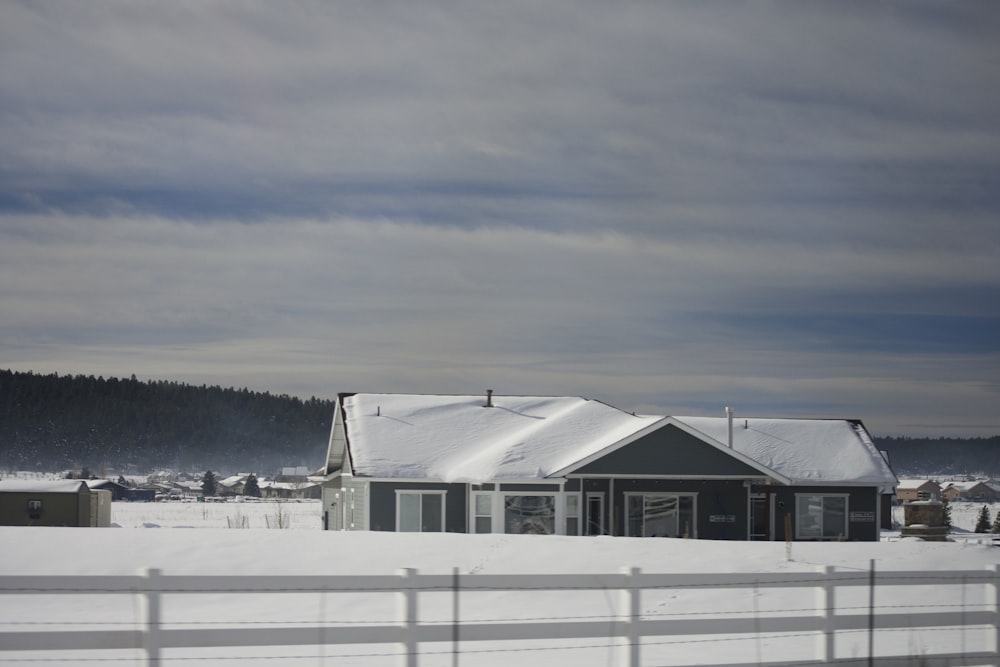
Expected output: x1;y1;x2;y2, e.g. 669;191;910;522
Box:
1;564;998;667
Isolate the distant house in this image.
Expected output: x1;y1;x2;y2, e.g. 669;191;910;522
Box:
218;474;252;496
941;481;999;503
278;466;313;482
260;481;321;500
85;479;130;501
0;480;111;527
896;479;941;503
318;393;897;541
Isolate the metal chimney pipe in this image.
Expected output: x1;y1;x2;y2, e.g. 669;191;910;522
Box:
486;389;493;408
726;407;734;447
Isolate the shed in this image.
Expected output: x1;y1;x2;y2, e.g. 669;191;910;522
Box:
0;480;111;527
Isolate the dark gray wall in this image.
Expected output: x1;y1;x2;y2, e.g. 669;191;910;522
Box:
609;478;749;540
768;486;881;541
575;424;764;477
369;482;467;532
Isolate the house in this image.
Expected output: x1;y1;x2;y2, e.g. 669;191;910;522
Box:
896;479;941;503
278;466;313;482
941;480;999;503
318;392;898;541
0;480;112;527
260;480;322;500
85;479;130;500
218;474;251;496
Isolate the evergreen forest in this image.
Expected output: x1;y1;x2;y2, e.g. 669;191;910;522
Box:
1;369;997;477
0;370;333;475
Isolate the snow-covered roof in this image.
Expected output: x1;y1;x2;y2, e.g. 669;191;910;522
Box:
673;417;897;487
942;480;995;492
335;393;896;488
0;480;89;494
898;479;939;490
341;393;661;482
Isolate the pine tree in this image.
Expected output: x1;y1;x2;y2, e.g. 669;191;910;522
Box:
201;470;217;497
992;512;1000;534
243;473;261;498
974;505;991;533
941;498;952;530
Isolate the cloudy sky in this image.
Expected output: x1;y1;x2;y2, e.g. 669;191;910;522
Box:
2;2;998;436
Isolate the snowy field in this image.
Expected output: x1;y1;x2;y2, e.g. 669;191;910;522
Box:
1;499;999;666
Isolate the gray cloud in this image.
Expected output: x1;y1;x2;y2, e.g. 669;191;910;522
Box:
1;1;998;436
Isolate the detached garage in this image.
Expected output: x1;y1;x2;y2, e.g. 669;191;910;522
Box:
0;480;111;527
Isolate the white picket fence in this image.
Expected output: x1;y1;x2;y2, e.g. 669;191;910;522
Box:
1;565;998;667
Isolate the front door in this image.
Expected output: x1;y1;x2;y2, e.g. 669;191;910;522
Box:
585;493;605;535
750;493;770;540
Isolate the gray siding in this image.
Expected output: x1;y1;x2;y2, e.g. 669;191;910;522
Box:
769;486;881;541
369;481;467;532
574;424;764;477
610;478;750;540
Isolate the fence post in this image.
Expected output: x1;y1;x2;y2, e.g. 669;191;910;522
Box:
452;567;460;667
989;563;1000;660
620;566;640;667
816;565;835;663
140;568;161;666
399;568;418;667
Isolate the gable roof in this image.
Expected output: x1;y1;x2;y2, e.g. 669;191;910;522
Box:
673;416;897;487
897;479;940;490
328;393;897;489
338;393;661;482
553;417;788;481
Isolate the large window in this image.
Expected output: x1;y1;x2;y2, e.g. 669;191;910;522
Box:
397;491;445;532
795;494;847;540
504;495;555;534
626;494;696;538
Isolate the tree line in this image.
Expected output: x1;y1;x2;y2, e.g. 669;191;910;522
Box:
1;368;997;477
874;435;1000;478
0;369;333;475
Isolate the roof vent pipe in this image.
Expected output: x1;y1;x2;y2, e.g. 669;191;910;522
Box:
486;389;493;408
726;407;734;448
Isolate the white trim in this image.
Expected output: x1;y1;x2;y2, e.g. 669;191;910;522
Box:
395;489;446;532
585;492;605;536
499;490;561;535
794;492;850;541
551;416;791;484
353;476;564;485
568;474;772;481
609;478;615;535
469;490;494;534
548;418;670;477
565;489;581;536
623;492;699;538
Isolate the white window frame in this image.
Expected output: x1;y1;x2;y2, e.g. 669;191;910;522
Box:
501;492;560;535
395;490;446;532
471;491;493;534
585;492;605;536
624;492;698;538
794;493;849;540
565;493;581;536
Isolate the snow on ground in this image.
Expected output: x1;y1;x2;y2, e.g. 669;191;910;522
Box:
111;497;322;530
1;500;999;666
